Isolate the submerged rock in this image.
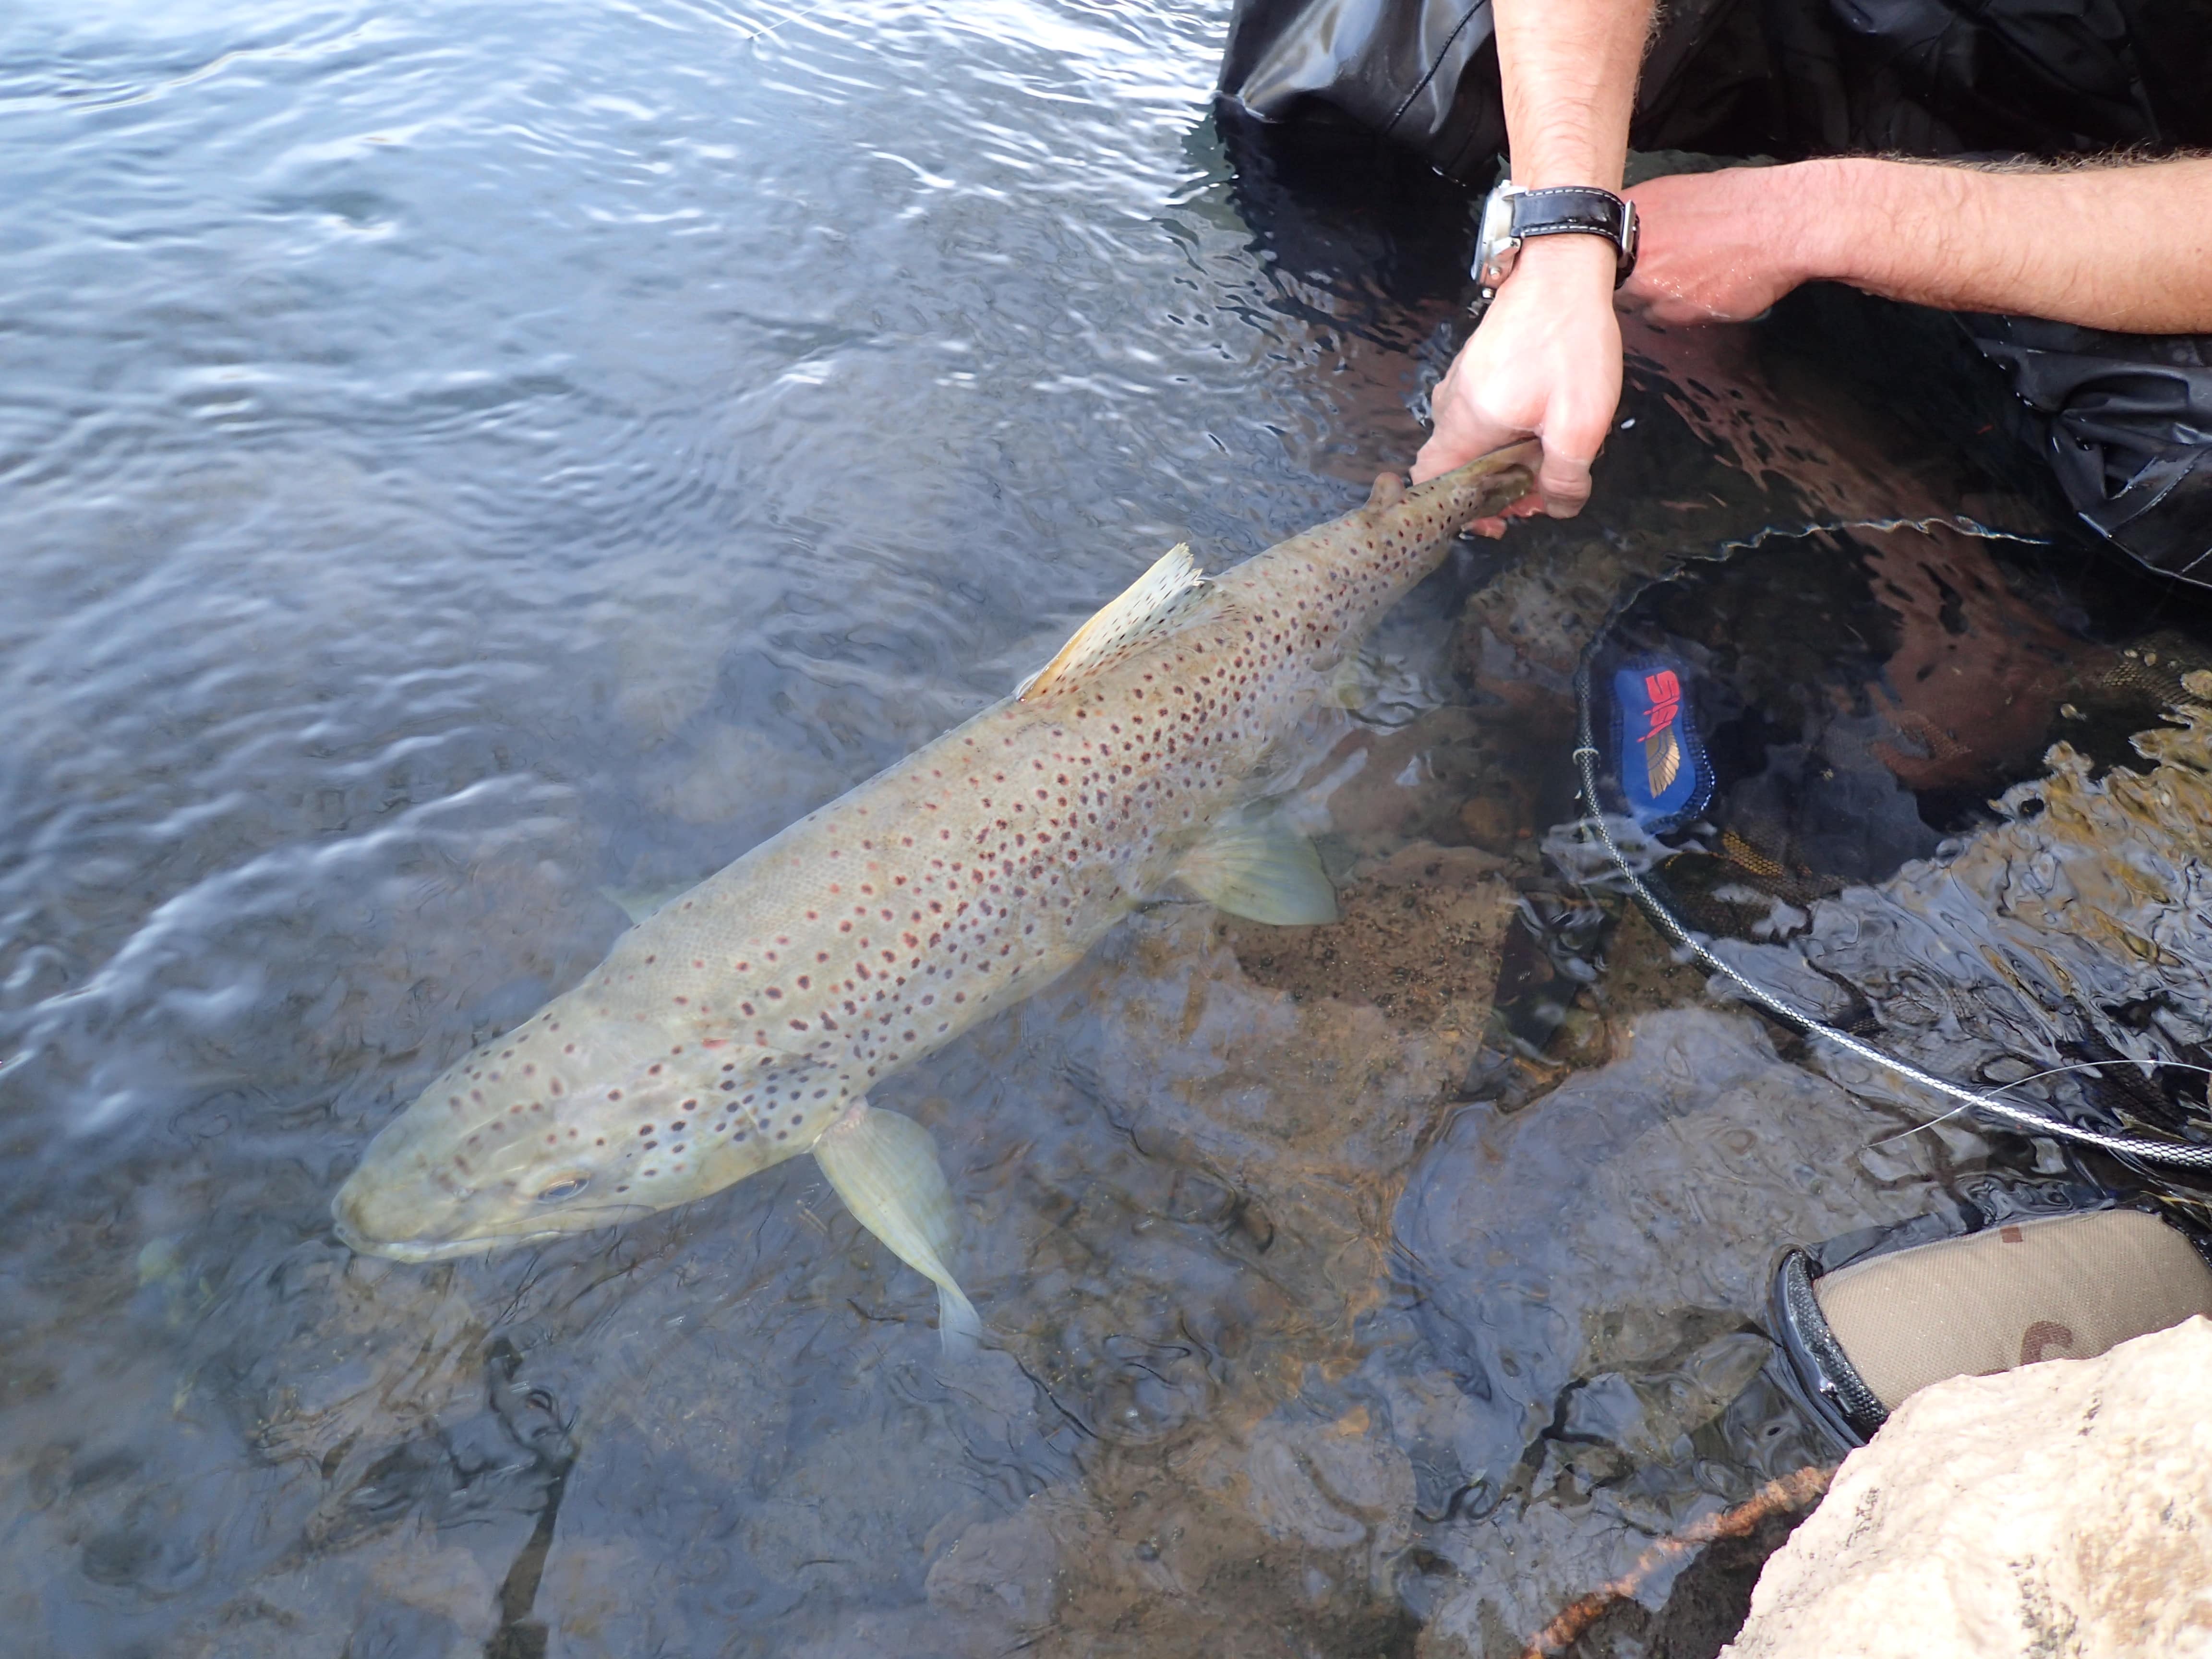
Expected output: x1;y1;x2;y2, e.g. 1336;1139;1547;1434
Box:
1722;1316;2212;1659
1704;685;2212;1179
1396;1008;1948;1654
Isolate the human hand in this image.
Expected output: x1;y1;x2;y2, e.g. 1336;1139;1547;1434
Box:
1618;165;1816;325
1413;233;1622;521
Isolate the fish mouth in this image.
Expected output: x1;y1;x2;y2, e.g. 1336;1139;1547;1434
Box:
330;1201;656;1263
332;1222;510;1263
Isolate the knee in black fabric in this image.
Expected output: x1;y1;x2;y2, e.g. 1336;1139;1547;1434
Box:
1215;0;1505;183
1962;315;2212;585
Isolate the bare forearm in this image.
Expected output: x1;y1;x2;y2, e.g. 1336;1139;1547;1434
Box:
1414;0;1650;505
1804;156;2212;332
1493;0;1651;188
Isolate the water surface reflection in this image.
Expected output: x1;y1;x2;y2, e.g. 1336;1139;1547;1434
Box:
5;3;2211;1657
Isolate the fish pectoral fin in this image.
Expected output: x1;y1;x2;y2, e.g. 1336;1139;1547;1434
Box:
1328;651;1372;710
1018;541;1210;700
1174;814;1339;926
812;1101;983;1355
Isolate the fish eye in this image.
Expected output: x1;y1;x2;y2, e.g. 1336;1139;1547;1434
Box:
535;1174;589;1203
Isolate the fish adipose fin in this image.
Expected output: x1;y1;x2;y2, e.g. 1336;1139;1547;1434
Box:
1174;813;1338;926
1019;541;1209;700
812;1100;983;1354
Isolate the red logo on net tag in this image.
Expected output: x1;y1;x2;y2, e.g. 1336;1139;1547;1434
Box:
1642;671;1681;739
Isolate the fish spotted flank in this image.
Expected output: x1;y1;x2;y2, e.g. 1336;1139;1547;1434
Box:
333;446;1537;1344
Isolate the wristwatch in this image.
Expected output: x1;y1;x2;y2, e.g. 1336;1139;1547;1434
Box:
1472;180;1639;301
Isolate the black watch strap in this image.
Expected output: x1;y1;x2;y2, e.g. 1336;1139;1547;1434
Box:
1509;186;1639;285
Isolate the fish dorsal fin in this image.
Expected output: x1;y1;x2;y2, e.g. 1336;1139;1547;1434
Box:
1018;542;1208;701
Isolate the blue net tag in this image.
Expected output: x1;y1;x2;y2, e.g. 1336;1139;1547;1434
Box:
1611;658;1713;832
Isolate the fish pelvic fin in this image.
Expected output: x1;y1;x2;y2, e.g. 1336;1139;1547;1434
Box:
1018;541;1210;701
813;1100;983;1355
1175;811;1339;926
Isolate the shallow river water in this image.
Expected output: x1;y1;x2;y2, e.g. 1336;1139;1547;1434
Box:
7;4;2212;1658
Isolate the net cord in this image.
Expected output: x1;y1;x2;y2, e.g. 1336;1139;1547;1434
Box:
1570;665;2212;1173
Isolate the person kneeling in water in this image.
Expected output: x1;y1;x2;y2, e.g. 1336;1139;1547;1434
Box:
1218;0;2212;580
1219;0;2212;1425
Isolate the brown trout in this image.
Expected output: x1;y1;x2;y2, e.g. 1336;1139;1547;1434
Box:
333;446;1535;1343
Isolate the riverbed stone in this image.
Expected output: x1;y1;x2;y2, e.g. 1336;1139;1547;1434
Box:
1401;1007;1949;1655
1722;1316;2212;1659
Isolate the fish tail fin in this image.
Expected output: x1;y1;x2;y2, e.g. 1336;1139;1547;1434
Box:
1418;439;1539;528
813;1100;986;1355
935;1280;984;1357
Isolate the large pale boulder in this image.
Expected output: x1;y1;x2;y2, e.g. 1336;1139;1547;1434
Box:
1724;1317;2212;1658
